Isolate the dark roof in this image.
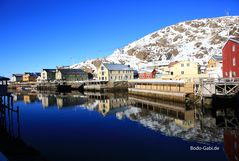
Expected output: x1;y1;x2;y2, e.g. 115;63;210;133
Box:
12;74;23;77
212;55;222;61
57;69;86;75
0;76;10;81
24;72;40;77
43;69;56;73
230;37;239;44
103;63;133;71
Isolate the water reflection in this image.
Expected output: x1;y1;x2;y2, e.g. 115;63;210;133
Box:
10;90;239;161
0;94;48;161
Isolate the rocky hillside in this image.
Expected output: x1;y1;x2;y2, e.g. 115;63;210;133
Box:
71;16;239;73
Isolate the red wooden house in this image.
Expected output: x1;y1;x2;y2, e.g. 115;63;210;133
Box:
138;69;157;79
222;37;239;78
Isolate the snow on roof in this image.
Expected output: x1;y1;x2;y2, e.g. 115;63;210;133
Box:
129;79;185;84
103;63;134;71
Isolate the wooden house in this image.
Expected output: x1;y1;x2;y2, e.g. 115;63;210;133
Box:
222;37;239;78
41;69;56;82
138;69;157;79
97;63;134;81
161;60;200;80
206;55;222;78
22;72;39;82
11;74;23;82
55;69;88;81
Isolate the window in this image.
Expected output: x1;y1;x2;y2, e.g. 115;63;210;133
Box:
102;77;104;80
187;63;190;67
181;71;184;74
101;66;104;70
181;64;184;67
111;76;112;80
225;72;228;76
118;71;120;74
233;72;237;77
233;57;236;66
232;45;236;52
102;72;104;75
171;72;173;75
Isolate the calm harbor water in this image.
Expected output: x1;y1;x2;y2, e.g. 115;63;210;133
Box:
1;91;238;161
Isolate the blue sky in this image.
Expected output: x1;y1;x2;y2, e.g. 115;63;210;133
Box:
0;0;239;77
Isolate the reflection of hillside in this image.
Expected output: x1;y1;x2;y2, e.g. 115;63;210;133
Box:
116;95;224;143
83;92;129;116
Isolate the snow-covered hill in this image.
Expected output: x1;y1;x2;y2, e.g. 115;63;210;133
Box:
71;16;239;72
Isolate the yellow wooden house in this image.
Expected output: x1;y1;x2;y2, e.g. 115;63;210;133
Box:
161;60;201;80
97;63;134;81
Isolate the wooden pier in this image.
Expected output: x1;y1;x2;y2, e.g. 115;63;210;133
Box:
195;78;239;106
84;80;128;91
128;79;194;103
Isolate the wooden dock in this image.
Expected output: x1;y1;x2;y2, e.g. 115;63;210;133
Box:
84;80;128;91
128;79;195;103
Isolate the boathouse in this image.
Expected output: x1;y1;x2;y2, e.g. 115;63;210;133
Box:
128;79;194;103
138;69;157;79
0;76;9;96
222;37;239;78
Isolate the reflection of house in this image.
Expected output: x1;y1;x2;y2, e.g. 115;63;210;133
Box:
138;69;157;79
42;95;56;108
23;73;40;82
11;74;23;82
98;98;128;116
23;95;37;103
97;63;134;81
55;69;88;81
41;69;56;81
56;96;87;108
222;37;239;78
206;55;222;78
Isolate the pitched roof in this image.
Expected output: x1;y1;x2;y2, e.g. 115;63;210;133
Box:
57;69;86;75
24;72;40;77
138;69;157;73
212;55;222;61
230;37;239;44
42;69;56;73
12;74;23;77
103;63;133;71
0;76;10;81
